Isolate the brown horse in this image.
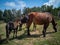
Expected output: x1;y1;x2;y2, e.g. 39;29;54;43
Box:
26;12;57;37
6;19;20;41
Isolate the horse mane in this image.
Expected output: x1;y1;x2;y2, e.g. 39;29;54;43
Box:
28;12;37;15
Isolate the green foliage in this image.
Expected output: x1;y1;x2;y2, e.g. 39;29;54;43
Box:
23;7;31;14
16;9;21;17
2;9;21;22
23;5;60;19
3;9;13;22
0;10;3;20
0;5;60;22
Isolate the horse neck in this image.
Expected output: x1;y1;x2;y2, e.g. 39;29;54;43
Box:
29;14;34;23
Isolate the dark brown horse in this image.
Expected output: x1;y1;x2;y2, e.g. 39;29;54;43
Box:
5;20;20;41
19;15;29;30
26;12;57;37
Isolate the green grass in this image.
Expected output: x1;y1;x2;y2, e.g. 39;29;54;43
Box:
0;20;60;45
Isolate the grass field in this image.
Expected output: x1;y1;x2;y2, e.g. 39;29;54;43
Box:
0;20;60;45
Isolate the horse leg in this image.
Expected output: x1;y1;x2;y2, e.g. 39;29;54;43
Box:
13;29;15;38
16;30;17;38
27;22;32;36
27;26;30;36
26;15;33;36
6;30;9;42
19;24;22;31
6;26;10;42
33;23;36;31
15;28;18;38
42;24;49;37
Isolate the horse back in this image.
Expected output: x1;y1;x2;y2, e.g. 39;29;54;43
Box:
29;12;53;25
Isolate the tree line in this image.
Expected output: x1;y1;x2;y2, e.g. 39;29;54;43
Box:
0;9;21;22
0;5;60;22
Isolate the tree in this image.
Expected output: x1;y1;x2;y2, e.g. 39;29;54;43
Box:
16;9;21;17
3;10;8;22
23;7;31;15
46;5;53;13
0;10;3;20
3;9;13;22
12;9;17;17
41;5;47;12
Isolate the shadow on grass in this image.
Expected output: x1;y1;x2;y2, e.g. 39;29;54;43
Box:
17;31;55;39
0;31;56;44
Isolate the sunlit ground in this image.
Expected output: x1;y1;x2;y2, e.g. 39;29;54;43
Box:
0;20;60;45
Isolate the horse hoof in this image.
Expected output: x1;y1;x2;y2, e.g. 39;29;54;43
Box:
43;35;46;37
55;30;57;32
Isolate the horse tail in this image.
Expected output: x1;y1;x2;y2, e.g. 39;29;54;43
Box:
51;17;57;32
51;17;57;26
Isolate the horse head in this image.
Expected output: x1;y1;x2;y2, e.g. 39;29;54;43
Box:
19;15;29;30
20;15;29;24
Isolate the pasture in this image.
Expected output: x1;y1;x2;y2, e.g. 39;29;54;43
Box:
0;20;60;45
